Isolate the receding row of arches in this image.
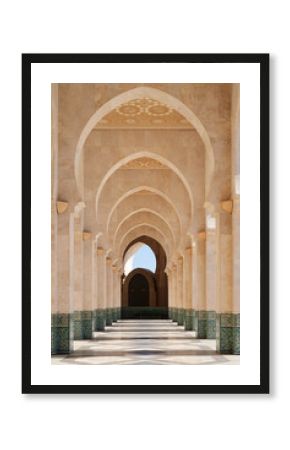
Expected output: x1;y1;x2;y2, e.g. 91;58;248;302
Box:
51;83;240;357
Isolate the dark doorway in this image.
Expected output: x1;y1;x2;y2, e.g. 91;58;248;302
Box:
128;274;149;307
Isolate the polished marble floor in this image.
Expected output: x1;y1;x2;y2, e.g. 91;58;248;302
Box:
52;320;240;365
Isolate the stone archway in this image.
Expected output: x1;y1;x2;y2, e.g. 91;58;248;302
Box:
121;236;168;320
123;268;156;308
75;86;215;200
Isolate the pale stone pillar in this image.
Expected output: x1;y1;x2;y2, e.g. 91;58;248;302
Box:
72;211;85;340
172;264;178;322
117;269;122;320
167;268;172;319
232;198;240;314
51;204;73;355
230;84;240;354
51;200;58;317
94;247;106;331
198;212;218;339
112;266;119;322
177;256;184;326
82;231;93;339
232;196;240;355
215;200;239;354
184;247;195;330
105;257;113;325
196;232;206;332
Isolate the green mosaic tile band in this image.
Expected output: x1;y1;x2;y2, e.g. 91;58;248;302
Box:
197;310;216;338
112;308;119;322
184;309;195;330
73;310;93;340
51;313;73;355
193;312;198;331
121;307;169;320
94;309;106;331
106;308;113;326
177;308;184;326
216;313;240;354
171;307;178;322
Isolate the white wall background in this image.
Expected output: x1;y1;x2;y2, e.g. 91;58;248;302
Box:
0;1;284;449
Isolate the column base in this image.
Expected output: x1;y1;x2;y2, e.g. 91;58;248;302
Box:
177;308;184;326
105;308;113;326
197;311;216;338
94;309;106;331
216;313;240;354
73;311;93;340
171;307;178;322
51;313;73;355
184;309;196;330
112;308;118;322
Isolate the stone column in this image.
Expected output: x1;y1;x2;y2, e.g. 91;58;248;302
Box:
215;200;239;354
172;264;178;322
196;232;206;333
167;268;172;319
232;196;240;354
51;202;73;354
94;247;106;331
82;231;93;339
105;257;113;325
117;269;122;320
72;209;85;340
198;212;217;339
177;256;184;326
184;247;195;330
112;266;119;322
228;83;240;355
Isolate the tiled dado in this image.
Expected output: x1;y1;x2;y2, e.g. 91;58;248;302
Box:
51;313;73;355
171;307;178;322
105;308;114;326
197;310;216;339
177;308;184;326
73;310;93;340
93;309;106;331
112;307;120;322
184;309;196;331
216;313;240;355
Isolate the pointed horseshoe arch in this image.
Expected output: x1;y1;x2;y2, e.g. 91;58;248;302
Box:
75;86;215;200
95;151;194;222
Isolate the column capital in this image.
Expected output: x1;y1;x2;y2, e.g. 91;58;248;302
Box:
74;201;86;217
106;257;112;264
83;231;92;241
197;230;206;240
220;199;233;214
96;247;104;256
56;200;68;214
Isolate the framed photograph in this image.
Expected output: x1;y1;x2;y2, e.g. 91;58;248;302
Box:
22;53;269;394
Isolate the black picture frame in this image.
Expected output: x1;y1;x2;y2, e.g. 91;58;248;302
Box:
22;53;269;394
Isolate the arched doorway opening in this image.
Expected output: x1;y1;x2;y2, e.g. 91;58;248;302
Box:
129;273;149;307
121;236;168;319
